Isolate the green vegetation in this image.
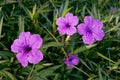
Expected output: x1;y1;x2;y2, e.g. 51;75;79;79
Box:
0;0;120;80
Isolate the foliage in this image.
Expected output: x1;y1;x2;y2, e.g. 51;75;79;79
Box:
0;0;120;80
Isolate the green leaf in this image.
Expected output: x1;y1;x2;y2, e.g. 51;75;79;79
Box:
18;15;24;35
98;65;103;80
80;58;92;71
0;70;16;80
92;4;97;18
97;52;116;63
53;73;59;80
81;5;86;17
40;23;59;43
31;75;48;80
18;0;32;18
0;0;17;6
87;74;97;80
52;9;58;31
86;8;94;17
0;60;8;64
105;23;120;33
73;66;90;77
42;63;54;66
41;13;52;26
38;65;61;77
32;65;61;80
35;63;54;71
73;44;97;54
62;7;72;17
111;61;120;70
0;51;14;59
37;1;51;14
42;42;64;49
61;0;69;17
0;16;3;38
32;4;37;19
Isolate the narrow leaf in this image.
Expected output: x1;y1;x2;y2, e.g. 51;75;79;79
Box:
97;52;116;63
1;70;16;80
73;44;97;54
32;4;37;18
0;51;14;59
0;16;3;38
0;60;8;64
98;65;103;80
42;42;64;49
18;15;24;35
111;61;120;70
61;0;69;17
38;65;61;77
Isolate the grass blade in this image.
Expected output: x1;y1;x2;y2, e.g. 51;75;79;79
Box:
0;16;3;38
18;15;24;35
97;52;116;63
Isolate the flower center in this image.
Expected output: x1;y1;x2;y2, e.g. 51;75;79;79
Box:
69;58;73;62
66;23;71;28
24;46;32;53
86;27;92;33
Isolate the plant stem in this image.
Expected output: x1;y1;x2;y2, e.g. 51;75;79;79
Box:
27;64;35;80
40;23;68;57
65;35;70;42
73;65;90;77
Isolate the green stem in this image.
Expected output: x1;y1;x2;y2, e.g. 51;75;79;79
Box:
65;35;70;42
27;64;35;80
40;23;67;57
0;42;9;50
73;65;90;77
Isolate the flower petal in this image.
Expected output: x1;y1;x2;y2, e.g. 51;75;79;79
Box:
71;16;79;26
93;30;105;41
11;39;24;53
72;58;79;65
19;32;31;45
77;23;87;35
29;34;43;49
84;16;93;26
65;12;73;20
56;17;65;26
66;64;73;69
16;52;28;67
57;25;67;35
66;26;77;35
92;20;103;30
82;33;94;44
65;13;79;26
27;49;43;64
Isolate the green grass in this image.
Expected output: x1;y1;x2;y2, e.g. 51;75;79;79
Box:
0;0;120;80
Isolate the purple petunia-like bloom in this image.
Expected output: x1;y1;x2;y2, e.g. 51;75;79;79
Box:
11;32;43;67
77;16;104;45
56;12;79;36
110;7;117;13
64;53;79;69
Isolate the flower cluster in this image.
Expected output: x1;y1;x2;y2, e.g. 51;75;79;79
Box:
11;12;105;69
56;12;105;45
11;32;43;67
56;12;105;68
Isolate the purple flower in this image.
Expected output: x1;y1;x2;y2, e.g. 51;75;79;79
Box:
56;12;79;36
11;32;43;67
77;16;104;45
64;53;79;69
110;7;117;13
